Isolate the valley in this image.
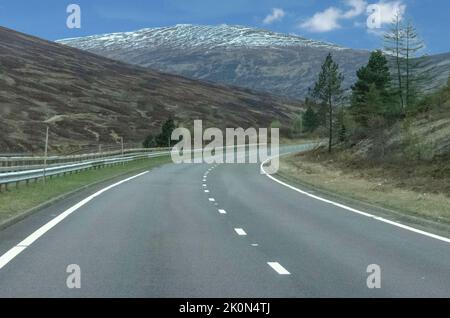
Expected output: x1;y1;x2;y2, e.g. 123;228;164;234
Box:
58;24;450;99
0;26;301;154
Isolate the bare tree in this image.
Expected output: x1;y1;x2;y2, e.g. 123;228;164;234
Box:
384;13;405;115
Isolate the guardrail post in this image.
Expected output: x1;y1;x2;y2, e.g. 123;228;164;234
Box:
43;125;49;185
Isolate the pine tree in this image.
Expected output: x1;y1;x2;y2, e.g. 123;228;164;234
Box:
365;84;384;123
335;107;347;142
312;53;344;153
350;50;391;127
155;118;176;147
143;133;156;148
302;106;319;133
339;124;347;142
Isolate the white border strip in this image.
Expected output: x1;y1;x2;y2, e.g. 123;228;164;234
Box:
261;156;450;244
0;171;149;270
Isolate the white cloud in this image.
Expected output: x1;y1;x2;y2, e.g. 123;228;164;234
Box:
300;7;343;32
263;8;286;25
374;0;406;25
343;0;367;19
299;0;406;33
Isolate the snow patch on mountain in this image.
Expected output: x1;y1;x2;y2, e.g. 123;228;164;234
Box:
57;24;347;51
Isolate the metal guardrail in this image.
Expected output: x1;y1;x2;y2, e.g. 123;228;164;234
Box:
0;142;311;191
0;148;172;173
0;151;170;190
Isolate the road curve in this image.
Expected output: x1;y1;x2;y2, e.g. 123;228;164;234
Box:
0;145;449;297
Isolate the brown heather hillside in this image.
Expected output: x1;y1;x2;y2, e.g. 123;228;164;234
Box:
0;26;300;154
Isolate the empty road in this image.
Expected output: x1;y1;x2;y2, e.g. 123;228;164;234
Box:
0;145;449;297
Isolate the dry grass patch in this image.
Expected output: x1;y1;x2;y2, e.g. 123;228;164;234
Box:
279;153;450;228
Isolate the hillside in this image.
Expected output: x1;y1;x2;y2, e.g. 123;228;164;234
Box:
0;26;300;154
277;84;450;232
57;24;450;99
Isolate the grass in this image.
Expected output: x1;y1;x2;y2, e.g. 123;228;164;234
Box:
0;155;171;224
278;152;450;235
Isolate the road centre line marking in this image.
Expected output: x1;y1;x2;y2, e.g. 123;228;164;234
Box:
234;228;247;236
267;262;291;275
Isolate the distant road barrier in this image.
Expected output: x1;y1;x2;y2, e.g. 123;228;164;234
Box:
0;149;170;191
0;142;320;191
0;148;171;173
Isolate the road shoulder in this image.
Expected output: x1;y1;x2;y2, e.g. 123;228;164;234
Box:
276;153;450;239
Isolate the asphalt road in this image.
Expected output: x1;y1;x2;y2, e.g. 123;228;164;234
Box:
0;145;449;297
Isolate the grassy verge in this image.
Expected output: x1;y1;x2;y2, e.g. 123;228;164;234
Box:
0;155;171;224
278;152;450;235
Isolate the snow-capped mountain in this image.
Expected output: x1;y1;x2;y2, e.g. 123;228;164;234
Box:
58;24;346;51
57;24;450;99
56;24;369;98
0;26;300;152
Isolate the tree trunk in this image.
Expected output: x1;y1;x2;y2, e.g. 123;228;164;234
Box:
328;97;333;153
406;30;410;112
396;19;404;115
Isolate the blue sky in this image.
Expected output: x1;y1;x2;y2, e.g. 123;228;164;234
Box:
1;0;449;54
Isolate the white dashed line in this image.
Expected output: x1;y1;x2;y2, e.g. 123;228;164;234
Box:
209;198;215;202
251;243;259;247
203;184;207;187
234;228;247;236
267;262;291;275
204;190;210;193
218;209;227;214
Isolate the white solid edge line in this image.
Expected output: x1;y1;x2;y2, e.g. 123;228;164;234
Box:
261;156;450;244
268;262;291;275
0;171;149;270
218;209;227;214
234;228;247;236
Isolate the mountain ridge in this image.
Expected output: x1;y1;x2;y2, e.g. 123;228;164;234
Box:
57;24;450;99
57;24;349;51
0;26;300;153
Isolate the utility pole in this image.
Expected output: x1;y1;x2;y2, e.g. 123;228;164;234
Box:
43;125;49;185
121;137;124;166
